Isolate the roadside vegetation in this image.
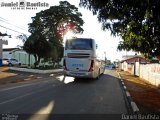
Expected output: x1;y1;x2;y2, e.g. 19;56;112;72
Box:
18;1;84;69
80;0;160;59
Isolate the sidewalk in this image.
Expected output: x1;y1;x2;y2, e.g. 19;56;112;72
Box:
118;70;160;113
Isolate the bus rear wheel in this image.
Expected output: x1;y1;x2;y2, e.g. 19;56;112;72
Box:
96;69;100;80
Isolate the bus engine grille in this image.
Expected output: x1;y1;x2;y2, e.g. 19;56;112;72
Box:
67;53;90;58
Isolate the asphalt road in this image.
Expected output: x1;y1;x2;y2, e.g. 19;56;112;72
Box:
0;69;128;120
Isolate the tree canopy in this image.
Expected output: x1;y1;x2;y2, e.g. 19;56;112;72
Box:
79;0;160;58
24;1;84;67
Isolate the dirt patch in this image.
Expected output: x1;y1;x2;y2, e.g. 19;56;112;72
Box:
119;70;160;113
0;67;37;84
0;67;17;84
0;72;17;79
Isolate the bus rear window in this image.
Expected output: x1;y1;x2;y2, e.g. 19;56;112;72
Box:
65;38;93;50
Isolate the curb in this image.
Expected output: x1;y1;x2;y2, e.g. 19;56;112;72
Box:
116;70;140;114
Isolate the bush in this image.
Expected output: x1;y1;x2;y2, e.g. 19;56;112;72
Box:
38;64;62;70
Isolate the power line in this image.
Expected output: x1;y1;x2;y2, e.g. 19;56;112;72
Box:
0;17;8;21
0;20;26;31
0;17;26;30
0;24;29;36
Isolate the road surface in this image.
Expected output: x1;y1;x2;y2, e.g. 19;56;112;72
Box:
0;69;128;120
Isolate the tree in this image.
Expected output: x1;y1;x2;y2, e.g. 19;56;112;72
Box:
79;0;160;58
16;34;28;43
16;34;28;49
24;33;52;67
24;1;84;67
24;14;52;67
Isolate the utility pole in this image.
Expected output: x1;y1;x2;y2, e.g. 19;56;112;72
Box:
104;52;107;65
0;32;10;66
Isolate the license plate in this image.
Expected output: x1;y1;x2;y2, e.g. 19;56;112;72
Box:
71;73;85;76
72;64;83;67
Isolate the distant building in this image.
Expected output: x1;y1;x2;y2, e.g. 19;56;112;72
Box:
3;48;35;65
105;60;111;65
120;55;150;72
121;55;150;64
3;48;63;66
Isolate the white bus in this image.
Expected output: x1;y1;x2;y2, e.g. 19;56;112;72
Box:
63;38;105;79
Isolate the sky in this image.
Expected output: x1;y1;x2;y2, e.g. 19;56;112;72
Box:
0;0;136;62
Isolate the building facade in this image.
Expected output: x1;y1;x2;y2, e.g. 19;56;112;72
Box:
3;48;35;65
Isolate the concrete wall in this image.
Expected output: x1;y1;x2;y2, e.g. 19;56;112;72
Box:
122;61;128;71
127;64;134;75
135;62;140;76
140;64;160;87
121;62;160;87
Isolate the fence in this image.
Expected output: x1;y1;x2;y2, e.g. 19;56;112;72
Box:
121;62;160;87
140;64;160;87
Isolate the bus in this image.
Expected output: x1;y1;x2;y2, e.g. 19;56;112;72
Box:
63;38;105;79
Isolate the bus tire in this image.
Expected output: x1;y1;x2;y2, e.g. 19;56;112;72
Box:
102;68;105;74
96;69;100;80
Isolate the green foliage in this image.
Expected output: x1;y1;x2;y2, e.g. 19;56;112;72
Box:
16;34;28;43
24;1;84;67
38;65;63;70
80;0;160;57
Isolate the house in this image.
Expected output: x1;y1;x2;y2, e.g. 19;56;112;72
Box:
120;55;150;72
121;55;150;64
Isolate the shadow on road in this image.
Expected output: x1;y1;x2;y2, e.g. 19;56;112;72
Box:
0;70;129;120
60;70;119;85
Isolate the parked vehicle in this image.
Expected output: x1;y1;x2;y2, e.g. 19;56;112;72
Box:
2;58;21;66
63;38;105;79
2;58;9;66
105;64;116;69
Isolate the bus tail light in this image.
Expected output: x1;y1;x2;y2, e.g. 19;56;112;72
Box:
63;59;67;70
89;60;94;72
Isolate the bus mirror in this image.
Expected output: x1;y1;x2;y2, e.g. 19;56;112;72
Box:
96;44;98;49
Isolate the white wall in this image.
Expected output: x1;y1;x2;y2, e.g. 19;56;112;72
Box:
121;62;160;87
122;61;128;71
140;64;160;87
